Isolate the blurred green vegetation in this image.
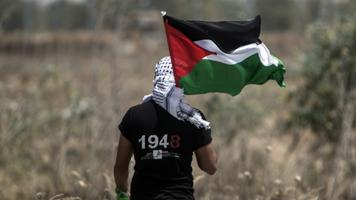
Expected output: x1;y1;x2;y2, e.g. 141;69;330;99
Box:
288;16;356;142
284;14;356;200
0;0;355;32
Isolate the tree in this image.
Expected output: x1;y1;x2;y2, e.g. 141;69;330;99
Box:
287;15;356;200
0;0;25;32
253;0;297;30
288;17;356;142
46;0;88;30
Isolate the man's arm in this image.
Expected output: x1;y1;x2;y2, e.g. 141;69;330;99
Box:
114;134;133;192
195;143;217;175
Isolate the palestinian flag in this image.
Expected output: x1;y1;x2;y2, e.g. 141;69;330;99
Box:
163;13;286;96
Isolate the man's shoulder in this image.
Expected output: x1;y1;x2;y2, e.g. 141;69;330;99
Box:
119;101;155;129
125;100;155;115
193;108;207;120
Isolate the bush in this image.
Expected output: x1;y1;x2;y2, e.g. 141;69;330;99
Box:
287;16;356;142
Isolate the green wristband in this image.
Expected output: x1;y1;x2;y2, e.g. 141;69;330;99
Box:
116;188;129;200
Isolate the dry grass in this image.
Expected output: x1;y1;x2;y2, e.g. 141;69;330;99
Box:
0;32;354;200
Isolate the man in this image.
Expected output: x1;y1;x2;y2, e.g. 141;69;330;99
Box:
114;57;217;200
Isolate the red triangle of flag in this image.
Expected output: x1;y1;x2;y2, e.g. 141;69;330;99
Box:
164;20;214;87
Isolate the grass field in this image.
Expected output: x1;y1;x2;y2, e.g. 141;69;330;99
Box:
0;31;354;200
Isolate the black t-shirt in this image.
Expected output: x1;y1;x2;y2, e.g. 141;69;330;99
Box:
118;100;212;200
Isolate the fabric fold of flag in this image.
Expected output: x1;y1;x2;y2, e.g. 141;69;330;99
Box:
163;14;286;96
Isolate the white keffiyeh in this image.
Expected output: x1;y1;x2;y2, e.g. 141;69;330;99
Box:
143;56;210;130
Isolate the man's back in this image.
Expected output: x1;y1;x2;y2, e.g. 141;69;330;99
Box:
118;100;212;200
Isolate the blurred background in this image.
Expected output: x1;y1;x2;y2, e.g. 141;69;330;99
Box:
0;0;355;199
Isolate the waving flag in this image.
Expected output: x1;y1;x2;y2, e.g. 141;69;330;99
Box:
162;13;286;96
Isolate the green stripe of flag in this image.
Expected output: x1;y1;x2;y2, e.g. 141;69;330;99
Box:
179;54;285;95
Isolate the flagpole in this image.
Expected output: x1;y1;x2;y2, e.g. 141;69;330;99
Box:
161;11;180;87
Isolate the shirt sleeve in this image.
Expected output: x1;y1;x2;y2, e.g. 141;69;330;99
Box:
192;128;212;151
118;108;134;141
192;111;212;151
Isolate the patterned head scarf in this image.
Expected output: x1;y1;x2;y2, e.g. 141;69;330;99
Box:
143;56;210;130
